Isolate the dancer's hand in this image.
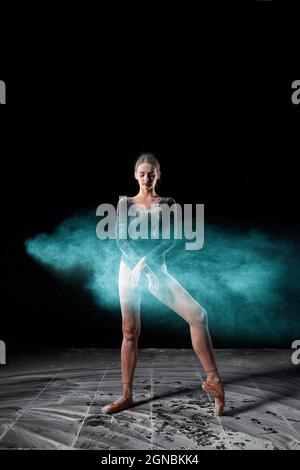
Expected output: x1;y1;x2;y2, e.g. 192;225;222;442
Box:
144;266;158;292
128;257;146;287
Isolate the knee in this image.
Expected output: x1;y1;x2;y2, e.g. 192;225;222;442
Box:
122;321;140;343
189;307;208;327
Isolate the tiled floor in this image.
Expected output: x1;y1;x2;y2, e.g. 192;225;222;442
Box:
0;349;299;450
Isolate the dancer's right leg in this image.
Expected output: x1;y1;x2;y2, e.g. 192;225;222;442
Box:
102;260;141;414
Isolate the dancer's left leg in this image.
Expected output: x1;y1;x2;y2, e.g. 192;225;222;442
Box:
145;265;225;415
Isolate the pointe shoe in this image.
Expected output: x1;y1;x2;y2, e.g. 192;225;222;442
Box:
202;376;225;417
102;396;134;414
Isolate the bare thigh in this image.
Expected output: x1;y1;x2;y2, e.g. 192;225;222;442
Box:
146;265;207;326
119;260;141;328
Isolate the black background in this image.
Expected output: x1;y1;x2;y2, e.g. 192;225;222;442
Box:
1;1;299;348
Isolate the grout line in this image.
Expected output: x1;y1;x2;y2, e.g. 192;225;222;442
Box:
234;356;300;449
70;364;111;449
244;367;300;447
0;366;65;443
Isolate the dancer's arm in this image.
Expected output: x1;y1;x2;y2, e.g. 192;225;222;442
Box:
115;197;141;266
144;197;177;271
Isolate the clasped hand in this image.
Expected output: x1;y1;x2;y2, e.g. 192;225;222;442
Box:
128;256;158;291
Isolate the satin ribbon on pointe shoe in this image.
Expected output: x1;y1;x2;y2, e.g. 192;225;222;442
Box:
202;377;225;417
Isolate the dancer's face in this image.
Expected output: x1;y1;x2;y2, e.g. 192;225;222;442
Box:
135;163;160;191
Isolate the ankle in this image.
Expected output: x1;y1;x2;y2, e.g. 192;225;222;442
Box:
206;370;221;384
122;383;133;398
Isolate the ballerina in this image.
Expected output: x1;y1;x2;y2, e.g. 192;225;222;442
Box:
102;153;225;417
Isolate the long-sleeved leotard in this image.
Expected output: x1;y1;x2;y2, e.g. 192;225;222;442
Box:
116;196;177;272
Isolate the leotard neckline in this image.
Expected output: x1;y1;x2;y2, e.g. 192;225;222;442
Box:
129;196;163;210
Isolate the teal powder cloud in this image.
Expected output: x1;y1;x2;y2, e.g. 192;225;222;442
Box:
24;210;300;346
